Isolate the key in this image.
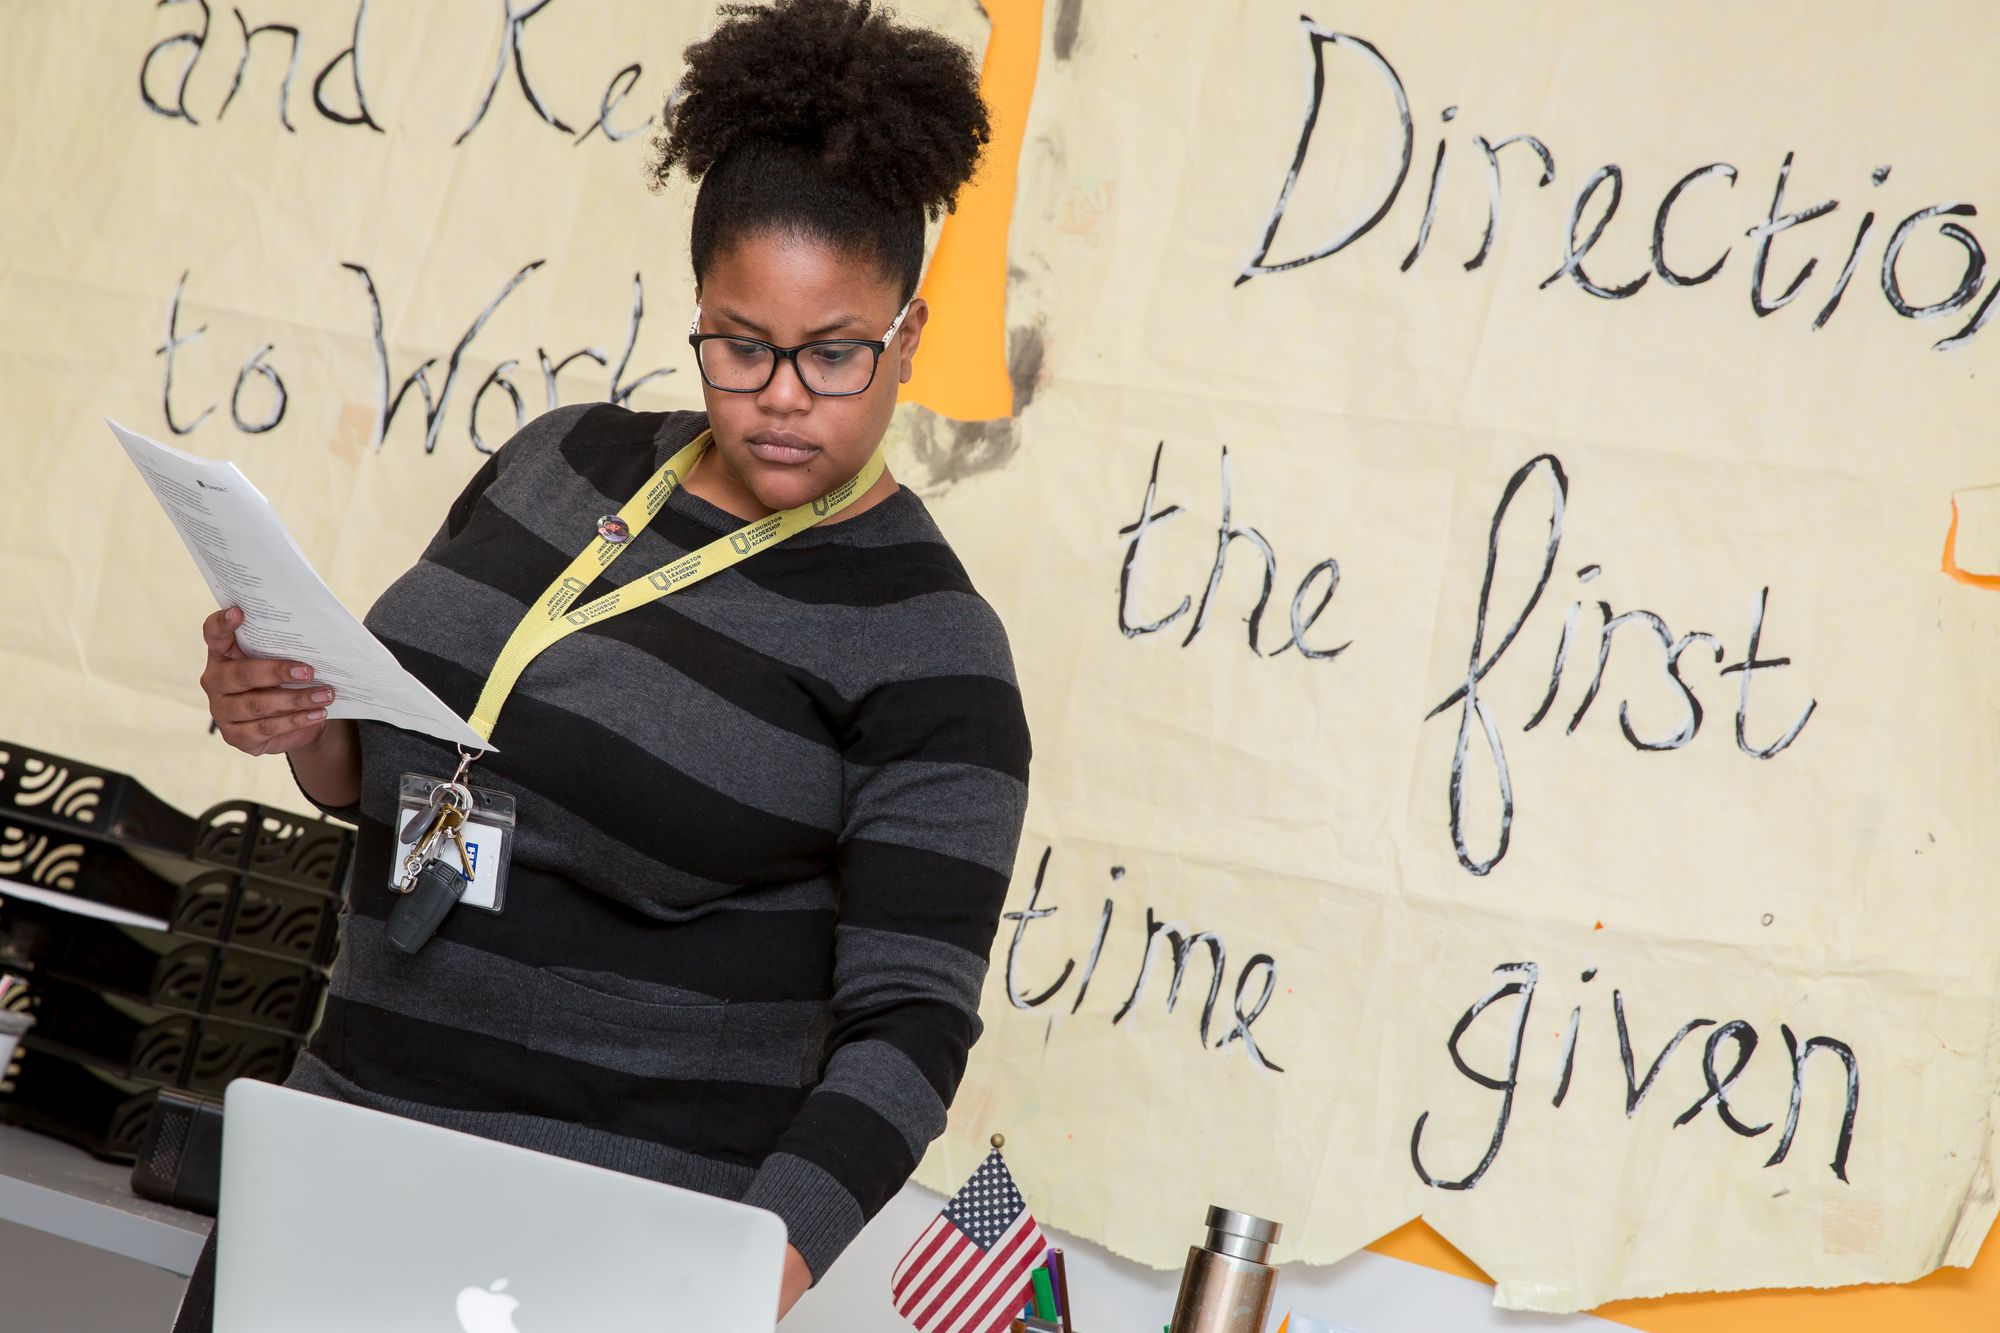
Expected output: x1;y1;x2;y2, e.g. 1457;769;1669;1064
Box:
385;856;467;954
394;809;443;891
395;803;466;892
399;787;444;845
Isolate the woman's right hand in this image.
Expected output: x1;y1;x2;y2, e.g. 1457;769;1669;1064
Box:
199;607;335;756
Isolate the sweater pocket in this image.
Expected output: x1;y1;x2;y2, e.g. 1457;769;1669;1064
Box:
531;966;726;1087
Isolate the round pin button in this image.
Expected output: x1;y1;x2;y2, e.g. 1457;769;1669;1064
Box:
597;515;632;543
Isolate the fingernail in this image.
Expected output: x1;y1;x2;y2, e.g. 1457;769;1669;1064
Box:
311;689;333;704
305;708;326;722
226;608;241;623
290;666;311;681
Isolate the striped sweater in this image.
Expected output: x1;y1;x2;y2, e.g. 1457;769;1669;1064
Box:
285;402;1030;1278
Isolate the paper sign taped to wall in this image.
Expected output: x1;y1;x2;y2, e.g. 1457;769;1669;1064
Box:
912;0;2000;1312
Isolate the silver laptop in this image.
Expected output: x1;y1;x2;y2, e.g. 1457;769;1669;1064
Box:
216;1079;786;1332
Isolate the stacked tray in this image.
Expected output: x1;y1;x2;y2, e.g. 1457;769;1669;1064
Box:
0;743;353;1161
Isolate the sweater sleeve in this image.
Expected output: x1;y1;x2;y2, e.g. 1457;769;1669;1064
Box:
739;602;1032;1279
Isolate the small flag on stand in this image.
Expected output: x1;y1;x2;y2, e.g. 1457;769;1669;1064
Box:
892;1135;1050;1333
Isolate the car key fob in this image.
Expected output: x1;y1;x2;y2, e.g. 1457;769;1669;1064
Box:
386;857;467;955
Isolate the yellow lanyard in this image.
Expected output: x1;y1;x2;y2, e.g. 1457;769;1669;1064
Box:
467;429;886;741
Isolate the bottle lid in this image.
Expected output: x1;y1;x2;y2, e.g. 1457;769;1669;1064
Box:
1203;1206;1281;1263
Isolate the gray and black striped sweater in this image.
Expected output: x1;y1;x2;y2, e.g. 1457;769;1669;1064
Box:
287;402;1030;1279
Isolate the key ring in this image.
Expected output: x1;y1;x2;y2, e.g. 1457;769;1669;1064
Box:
436;780;475;820
393;780;476;893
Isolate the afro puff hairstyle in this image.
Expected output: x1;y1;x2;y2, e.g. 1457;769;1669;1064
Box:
647;0;990;302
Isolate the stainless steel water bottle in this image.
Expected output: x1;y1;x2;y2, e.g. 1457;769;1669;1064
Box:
1167;1206;1282;1333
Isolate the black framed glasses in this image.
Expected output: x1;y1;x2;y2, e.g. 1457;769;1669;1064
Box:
686;300;913;397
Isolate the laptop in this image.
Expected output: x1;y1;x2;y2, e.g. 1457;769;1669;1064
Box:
215;1079;787;1332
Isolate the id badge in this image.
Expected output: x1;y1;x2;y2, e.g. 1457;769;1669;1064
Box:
393;773;516;913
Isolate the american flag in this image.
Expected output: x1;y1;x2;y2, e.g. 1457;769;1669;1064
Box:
891;1149;1050;1333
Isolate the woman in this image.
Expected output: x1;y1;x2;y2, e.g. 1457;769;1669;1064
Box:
176;1;1025;1325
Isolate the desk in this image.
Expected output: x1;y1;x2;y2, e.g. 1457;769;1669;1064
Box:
0;1122;208;1276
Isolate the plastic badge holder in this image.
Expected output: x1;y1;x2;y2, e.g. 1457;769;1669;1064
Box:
393;775;516;913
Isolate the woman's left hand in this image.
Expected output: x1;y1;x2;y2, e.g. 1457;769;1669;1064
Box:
778;1244;812;1320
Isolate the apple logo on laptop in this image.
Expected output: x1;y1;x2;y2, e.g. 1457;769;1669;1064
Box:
456;1278;520;1333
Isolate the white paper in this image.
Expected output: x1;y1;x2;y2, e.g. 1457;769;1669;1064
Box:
108;420;493;753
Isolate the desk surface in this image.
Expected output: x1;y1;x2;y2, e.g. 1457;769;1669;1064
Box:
0;1123;208;1275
